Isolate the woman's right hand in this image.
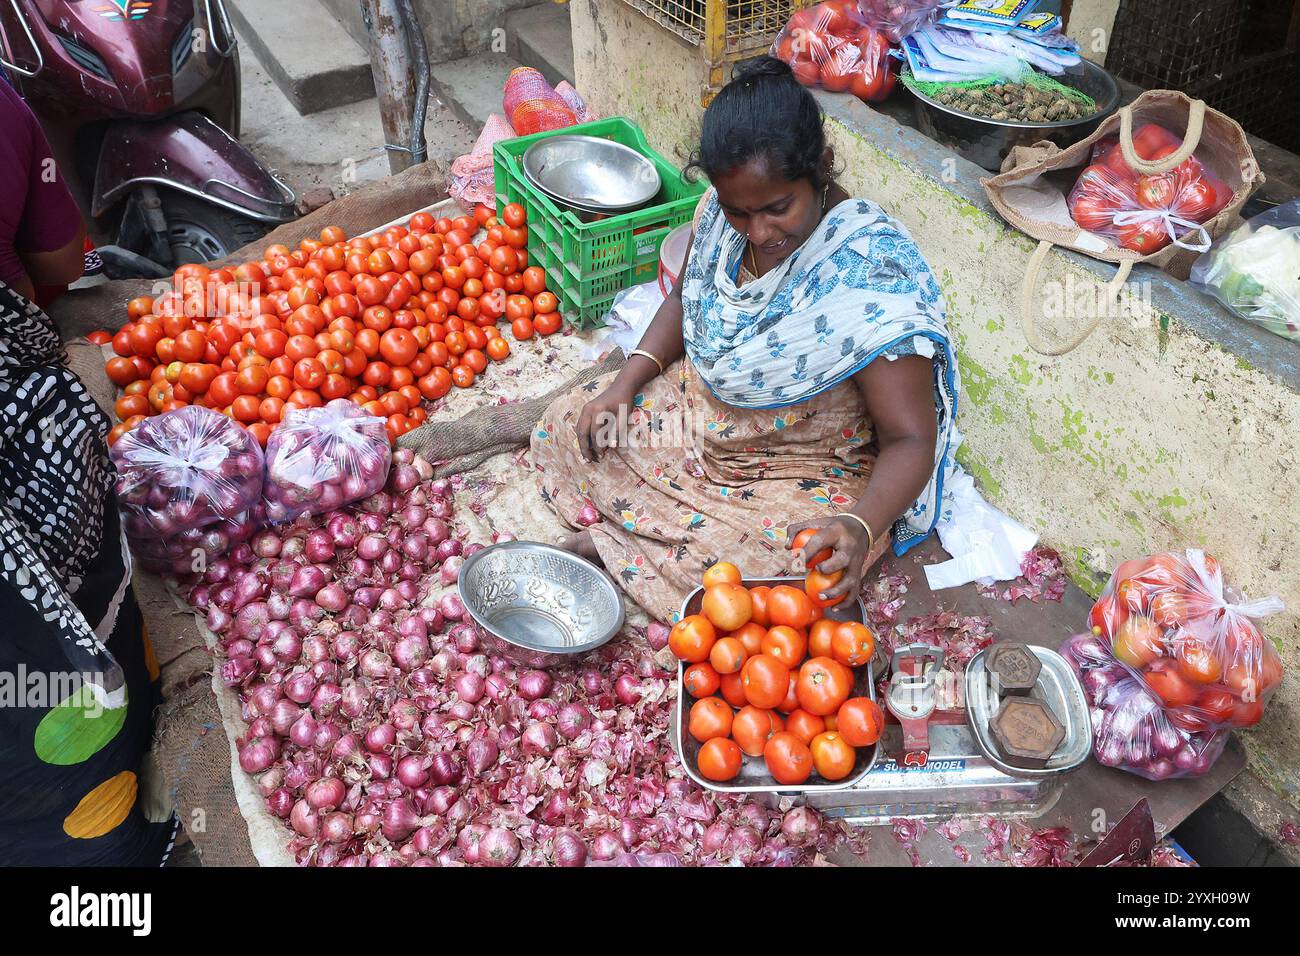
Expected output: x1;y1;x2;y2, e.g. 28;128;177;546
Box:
576;382;636;462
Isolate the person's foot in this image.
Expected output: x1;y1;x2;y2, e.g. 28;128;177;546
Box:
557;529;604;566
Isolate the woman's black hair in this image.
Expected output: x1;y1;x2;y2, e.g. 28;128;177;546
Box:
685;56;828;188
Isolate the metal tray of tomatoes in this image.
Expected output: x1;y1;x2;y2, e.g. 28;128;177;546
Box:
673;577;880;795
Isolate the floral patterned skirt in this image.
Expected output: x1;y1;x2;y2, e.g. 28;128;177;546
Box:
530;359;891;622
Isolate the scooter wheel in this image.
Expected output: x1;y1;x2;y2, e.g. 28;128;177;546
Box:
160;191;271;264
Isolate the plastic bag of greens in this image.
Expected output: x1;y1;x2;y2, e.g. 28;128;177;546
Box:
1190;198;1300;342
111;405;264;538
263;399;390;522
1087;550;1284;735
1061;633;1228;781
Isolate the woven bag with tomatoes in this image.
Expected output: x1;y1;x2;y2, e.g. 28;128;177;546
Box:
1066;123;1232;255
1088;549;1284;735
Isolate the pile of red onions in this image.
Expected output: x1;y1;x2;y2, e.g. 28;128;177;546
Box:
111;405;265;575
262;400;392;523
192;455;850;866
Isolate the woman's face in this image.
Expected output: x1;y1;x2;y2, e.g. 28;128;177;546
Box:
712;157;824;262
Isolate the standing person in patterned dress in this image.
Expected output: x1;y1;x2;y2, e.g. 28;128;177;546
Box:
1;77;173;864
531;57;961;623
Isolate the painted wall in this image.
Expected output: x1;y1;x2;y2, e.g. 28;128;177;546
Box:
573;0;1300;806
570;0;706;166
1064;0;1120;66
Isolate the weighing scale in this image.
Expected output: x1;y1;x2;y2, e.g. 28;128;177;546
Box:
758;643;1073;823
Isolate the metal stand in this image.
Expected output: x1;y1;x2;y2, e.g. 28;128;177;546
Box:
361;0;431;174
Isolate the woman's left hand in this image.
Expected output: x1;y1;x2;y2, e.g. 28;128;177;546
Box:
784;516;872;604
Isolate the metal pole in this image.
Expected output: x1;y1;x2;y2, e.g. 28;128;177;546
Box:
360;0;427;174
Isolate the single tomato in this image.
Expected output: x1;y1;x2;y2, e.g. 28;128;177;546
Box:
698;737;742;782
702;561;742;588
831;621;875;668
709;636;748;675
732;705;783;757
688;696;734;743
768;584;815;630
796;657;853;716
810;731;855;781
701;582;752;632
684;662;721;698
763;732;813;786
669;614;717;663
836;697;883;746
761;625;807;668
719;671;747;708
1113;615;1163;669
740;653;790;710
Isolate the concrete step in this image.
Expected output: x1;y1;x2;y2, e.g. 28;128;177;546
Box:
228;0;374;116
505;2;575;88
429;52;523;131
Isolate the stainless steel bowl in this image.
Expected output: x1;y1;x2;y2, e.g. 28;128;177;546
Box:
457;541;624;669
522;135;662;215
909;60;1121;172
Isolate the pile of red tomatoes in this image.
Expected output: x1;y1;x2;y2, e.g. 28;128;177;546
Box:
94;203;563;447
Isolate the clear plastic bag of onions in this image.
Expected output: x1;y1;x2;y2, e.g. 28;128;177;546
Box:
110;406;265;573
1061;633;1228;781
263;400;391;523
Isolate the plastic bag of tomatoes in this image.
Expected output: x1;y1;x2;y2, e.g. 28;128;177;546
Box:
770;1;898;103
1088;549;1284;735
1062;633;1228;781
1066;124;1232;255
262;399;391;523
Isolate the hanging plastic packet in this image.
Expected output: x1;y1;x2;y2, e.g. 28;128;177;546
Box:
856;0;943;43
771;2;898;102
940;0;1041;33
1011;11;1058;36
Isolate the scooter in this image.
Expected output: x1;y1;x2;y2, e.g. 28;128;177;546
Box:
0;0;297;275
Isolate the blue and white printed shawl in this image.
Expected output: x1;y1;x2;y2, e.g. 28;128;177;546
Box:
680;193;961;555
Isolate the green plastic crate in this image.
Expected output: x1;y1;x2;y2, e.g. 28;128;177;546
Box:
493;117;706;329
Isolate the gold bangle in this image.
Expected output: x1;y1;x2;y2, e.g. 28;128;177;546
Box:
837;512;876;556
627;348;664;375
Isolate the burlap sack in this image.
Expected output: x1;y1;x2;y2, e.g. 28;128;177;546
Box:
981;91;1263;355
397;351;626;470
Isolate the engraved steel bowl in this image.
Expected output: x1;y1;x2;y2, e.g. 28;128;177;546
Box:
457;541;624;669
522;135;661;214
909;59;1120;172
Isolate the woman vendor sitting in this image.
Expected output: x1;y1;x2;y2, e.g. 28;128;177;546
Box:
531;56;959;622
